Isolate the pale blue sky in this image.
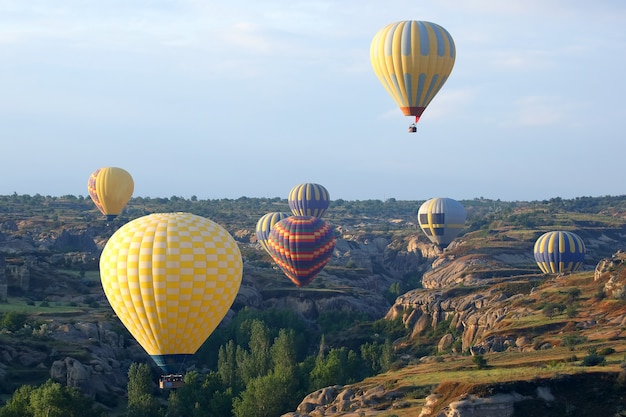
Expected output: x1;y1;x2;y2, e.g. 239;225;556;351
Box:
2;0;625;201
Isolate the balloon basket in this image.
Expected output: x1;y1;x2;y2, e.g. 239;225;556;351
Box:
159;374;185;389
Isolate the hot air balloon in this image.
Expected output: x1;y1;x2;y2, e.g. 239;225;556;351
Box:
256;212;291;255
88;167;134;220
99;212;243;383
418;197;466;250
265;216;335;287
288;183;330;218
534;231;586;274
370;20;456;131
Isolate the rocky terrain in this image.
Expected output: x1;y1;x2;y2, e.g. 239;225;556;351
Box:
0;194;625;415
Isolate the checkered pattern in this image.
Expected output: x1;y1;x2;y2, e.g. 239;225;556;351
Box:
100;212;243;356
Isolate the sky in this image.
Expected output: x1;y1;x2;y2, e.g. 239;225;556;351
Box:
2;0;625;202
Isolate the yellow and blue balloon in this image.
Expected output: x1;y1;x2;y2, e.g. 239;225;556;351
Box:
534;231;586;274
418;197;466;250
370;20;456;126
288;183;330;218
256;212;291;255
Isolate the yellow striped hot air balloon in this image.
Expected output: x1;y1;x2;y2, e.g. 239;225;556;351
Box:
370;20;456;131
88;167;134;220
99;212;243;376
288;183;330;218
534;231;586;274
256;212;291;255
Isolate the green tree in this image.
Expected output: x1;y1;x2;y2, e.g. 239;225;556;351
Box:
0;380;104;417
0;311;28;332
472;355;488;370
309;347;360;390
270;329;297;372
232;371;295;417
166;371;233;417
218;340;241;391
126;363;162;417
237;320;271;384
0;384;34;417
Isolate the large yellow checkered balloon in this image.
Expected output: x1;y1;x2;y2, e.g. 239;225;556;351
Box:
99;212;243;374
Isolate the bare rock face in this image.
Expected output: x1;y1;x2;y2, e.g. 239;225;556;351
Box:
52;229;98;253
51;357;92;395
437;392;528;417
387;286;513;353
284;384;408;417
595;250;626;299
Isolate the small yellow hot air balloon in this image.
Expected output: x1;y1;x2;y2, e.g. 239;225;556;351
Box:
87;167;134;220
99;212;243;378
370;20;456;131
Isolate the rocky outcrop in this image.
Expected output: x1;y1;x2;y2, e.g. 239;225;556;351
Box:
386;286;514;353
282;384;411;417
424;392;529;417
52;229;98;253
595;250;626;299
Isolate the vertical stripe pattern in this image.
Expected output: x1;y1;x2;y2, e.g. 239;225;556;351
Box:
534;231;586;274
288;183;330;218
371;20;455;120
256;212;291;254
88;167;134;219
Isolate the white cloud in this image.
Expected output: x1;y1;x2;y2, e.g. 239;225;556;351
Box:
504;95;575;127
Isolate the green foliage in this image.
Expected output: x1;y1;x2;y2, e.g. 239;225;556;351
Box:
317;310;370;334
542;302;566;318
598;347;615;356
166;371;233;417
371;316;406;340
127;363;163;417
561;334;587;351
472;355;488;370
385;282;403;303
0;311;28;332
581;348;607;367
360;339;395;374
0;379;104;417
201;307;313;368
309;347;361;390
232;369;300;417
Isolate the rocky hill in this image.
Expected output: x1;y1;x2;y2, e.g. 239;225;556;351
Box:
0;194;625;415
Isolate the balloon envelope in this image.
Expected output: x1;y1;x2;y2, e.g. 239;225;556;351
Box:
370;20;455;124
266;216;335;287
288;183;330;218
256;212;291;255
99;212;243;374
418;197;466;249
88;167;134;220
534;231;586;274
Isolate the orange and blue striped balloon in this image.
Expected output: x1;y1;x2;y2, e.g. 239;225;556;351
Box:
534;231;586;274
288;183;330;218
266;216;335;287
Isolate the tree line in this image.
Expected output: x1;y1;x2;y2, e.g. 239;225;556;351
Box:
0;307;396;417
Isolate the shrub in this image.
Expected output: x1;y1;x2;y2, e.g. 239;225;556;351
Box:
472;355;488;370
